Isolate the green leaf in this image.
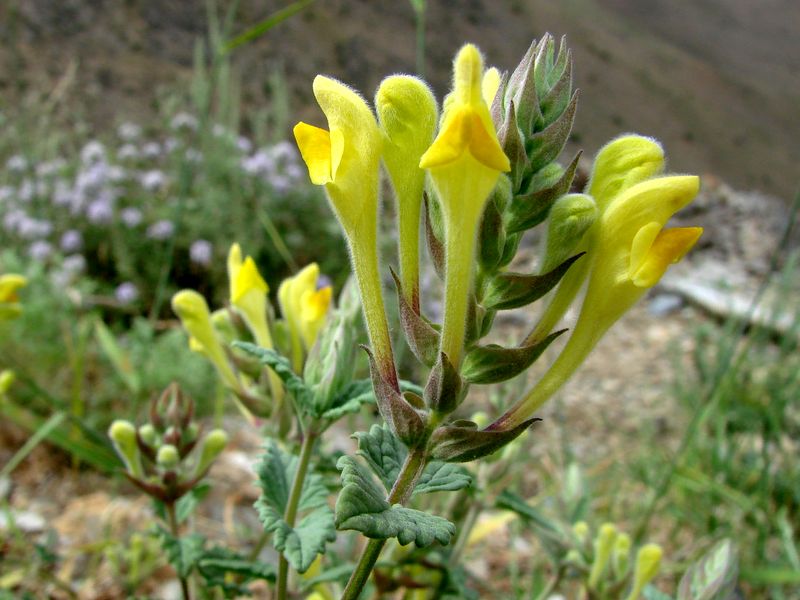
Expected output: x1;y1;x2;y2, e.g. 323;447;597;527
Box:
175;483;211;524
157;528;205;578
353;424;407;490
320;379;375;420
415;462;472;495
94;318;141;394
271;507;336;574
196;546;276;597
354;424;471;495
335;456;456;547
253;443;334;572
234;343;312;407
495;490;570;560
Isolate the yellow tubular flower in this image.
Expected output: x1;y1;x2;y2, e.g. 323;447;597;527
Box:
528;135;666;344
500;175;702;428
294;76;398;388
0;274;27;320
481;67;502;107
227;243;284;409
300;286;333;349
420;44;511;367
626;544;663;600
171;290;243;395
376;75;438;313
279;263;321;370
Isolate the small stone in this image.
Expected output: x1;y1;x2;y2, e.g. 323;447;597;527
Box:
0;510;46;533
648;293;684;316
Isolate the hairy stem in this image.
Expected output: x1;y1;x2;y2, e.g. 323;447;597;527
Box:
340;446;428;600
166;501;191;600
276;429;319;600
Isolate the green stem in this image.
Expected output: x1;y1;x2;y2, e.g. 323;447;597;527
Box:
440;211;480;367
340;446;428;600
276;429;319;600
350;239;399;390
447;499;482;567
166;502;192;600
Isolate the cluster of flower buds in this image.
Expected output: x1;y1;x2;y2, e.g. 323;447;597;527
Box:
107;383;228;503
567;521;663;600
171;243;332;426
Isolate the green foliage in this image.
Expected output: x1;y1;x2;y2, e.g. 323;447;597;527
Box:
334;455;456;547
353;424;471;495
156;528;275;596
254;443;335;572
677;540;738;600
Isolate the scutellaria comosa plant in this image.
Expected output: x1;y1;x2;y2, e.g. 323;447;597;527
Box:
109;35;705;600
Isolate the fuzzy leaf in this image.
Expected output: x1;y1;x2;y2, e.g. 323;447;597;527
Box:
320;379;375;420
506;151;581;234
461;330;565;384
157;528;206;578
335;456;456;546
353;424;407;490
392;268;440;368
483;253;584;310
353;424;472;496
430;419;539;463
415;461;472;495
235;343;311;407
527;91;578;172
196;546;276;597
254;443;334;572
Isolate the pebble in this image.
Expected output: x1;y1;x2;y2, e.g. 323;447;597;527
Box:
0;509;46;533
648;293;684;316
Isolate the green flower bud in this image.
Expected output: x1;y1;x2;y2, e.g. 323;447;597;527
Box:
193;429;228;478
109;420;144;478
0;369;15;395
573;520;589;545
184;422;200;443
138;424;157;448
613;532;632;579
589;522;617;589
626;543;663;600
156;444;180;469
540;193;597;274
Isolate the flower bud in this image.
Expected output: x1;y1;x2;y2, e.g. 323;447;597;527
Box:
540;193;597;274
0;369;15;395
193;429;228;478
138;424;158;448
156;444;180;469
109;419;144;478
613;532;632;579
572;520;589;545
589;523;617;589
627;544;663;600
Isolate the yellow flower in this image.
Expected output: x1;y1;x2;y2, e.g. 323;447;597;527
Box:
227;243;284;408
294;75;397;387
500;172;702;427
529;135;666;342
171;290;242;395
227;244;271;349
300;286;333;350
0;274;27;320
294;76;382;236
278;264;332;370
376;75;438;312
420;43;510;367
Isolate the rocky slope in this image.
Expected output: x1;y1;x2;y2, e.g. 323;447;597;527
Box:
1;0;798;198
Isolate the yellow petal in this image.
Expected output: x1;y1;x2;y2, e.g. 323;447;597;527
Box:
481;66;502;107
628;221;662;278
588;135;665;209
0;274;27;303
630;227;703;288
294;122;333;185
227;243;243;300
232;257;268;304
301;286;332;323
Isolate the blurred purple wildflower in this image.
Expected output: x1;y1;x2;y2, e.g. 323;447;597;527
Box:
60;230;83;252
120;207;143;228
28;240;53;261
189;239;213;266
81;141;106;165
115;282;139;305
147;220;175;240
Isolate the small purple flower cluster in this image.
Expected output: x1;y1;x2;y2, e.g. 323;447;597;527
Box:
0;114;309;303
